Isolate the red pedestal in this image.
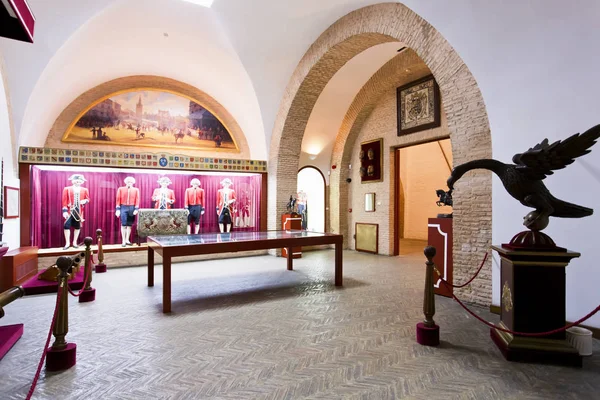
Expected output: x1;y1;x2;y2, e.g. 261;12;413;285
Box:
95;263;107;273
416;322;440;346
427;218;453;297
491;244;582;367
46;343;77;371
0;324;24;360
79;288;96;303
281;213;302;258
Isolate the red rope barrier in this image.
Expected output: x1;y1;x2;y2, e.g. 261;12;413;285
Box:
436;251;488;289
26;288;62;400
440;279;600;337
67;260;91;297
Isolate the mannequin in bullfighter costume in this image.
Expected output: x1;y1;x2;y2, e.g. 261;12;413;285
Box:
152;176;176;209
185;178;205;234
115;176;140;247
62;174;91;250
216;178;236;233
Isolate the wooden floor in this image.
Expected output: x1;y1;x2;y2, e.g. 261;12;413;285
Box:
1;248;598;399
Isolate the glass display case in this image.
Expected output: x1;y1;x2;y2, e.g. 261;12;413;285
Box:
26;165;263;249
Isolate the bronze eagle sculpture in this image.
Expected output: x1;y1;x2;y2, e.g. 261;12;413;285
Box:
446;124;600;231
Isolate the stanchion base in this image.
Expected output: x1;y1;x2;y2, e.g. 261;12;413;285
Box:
0;324;24;360
95;263;107;273
79;288;96;303
46;343;77;371
416;322;440;346
491;327;582;367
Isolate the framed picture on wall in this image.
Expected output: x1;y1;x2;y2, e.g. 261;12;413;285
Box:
396;75;441;136
359;138;383;183
4;186;19;219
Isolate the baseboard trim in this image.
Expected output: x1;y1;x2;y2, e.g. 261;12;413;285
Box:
490;304;501;315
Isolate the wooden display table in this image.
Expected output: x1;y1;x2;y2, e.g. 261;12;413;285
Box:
427;218;453;297
147;231;343;313
281;213;302;258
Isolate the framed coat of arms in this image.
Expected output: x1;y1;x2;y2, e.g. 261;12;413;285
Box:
396;75;441;136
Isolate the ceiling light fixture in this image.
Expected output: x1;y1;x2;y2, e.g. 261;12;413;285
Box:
181;0;214;7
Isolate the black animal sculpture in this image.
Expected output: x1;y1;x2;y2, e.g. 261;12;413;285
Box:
286;195;297;213
435;189;453;207
447;124;600;231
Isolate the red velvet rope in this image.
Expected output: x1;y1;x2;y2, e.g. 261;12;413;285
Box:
436;251;488;289
439;278;600;336
26;288;62;400
67;258;92;297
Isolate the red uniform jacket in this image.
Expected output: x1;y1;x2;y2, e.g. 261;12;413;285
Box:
152;188;176;209
184;187;205;208
115;186;140;209
217;188;236;213
62;186;91;220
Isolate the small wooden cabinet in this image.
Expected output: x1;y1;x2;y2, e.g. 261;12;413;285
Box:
427;218;453;297
0;246;38;292
281;213;302;258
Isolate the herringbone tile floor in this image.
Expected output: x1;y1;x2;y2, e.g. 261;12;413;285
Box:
1;247;598;399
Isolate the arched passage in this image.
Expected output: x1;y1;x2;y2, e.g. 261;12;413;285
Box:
269;3;492;304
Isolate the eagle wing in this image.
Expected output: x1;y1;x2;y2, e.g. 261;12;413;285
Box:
512;124;600;180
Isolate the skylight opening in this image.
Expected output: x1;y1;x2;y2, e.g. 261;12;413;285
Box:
181;0;214;7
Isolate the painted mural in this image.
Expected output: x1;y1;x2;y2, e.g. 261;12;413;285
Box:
62;90;237;151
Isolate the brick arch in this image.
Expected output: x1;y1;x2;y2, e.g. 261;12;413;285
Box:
46;75;250;158
270;3;492;304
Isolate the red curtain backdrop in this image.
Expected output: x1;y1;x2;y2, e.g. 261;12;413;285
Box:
31;166;262;249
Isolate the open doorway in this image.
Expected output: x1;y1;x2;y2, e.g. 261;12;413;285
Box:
297;166;325;232
395;139;452;255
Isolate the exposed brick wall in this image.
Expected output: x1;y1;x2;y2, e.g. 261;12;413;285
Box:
45;75;251;159
270;3;492;306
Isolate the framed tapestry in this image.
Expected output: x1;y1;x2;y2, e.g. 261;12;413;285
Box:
359;138;383;183
396;75;441;136
355;222;378;254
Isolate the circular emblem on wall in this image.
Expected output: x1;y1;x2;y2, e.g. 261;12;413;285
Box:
159;157;168;167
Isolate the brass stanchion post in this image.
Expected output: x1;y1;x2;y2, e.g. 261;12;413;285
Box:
416;246;440;346
95;229;107;273
46;256;77;371
79;237;96;303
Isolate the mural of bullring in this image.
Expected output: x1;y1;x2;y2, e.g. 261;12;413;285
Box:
62;89;237;151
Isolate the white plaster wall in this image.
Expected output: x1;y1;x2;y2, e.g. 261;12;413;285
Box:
0;58;20;249
1;0;266;159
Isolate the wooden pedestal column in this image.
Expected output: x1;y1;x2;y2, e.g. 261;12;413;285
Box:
491;244;582;367
427;218;453;297
281;213;302;258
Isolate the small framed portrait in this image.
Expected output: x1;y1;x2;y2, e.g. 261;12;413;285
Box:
359;138;383;184
4;186;20;219
396;75;441;136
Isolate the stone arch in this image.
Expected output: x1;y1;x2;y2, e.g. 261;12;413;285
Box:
46;75;251;158
269;3;492;304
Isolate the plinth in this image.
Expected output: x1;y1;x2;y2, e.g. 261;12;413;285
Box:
95;263;107;273
78;288;96;303
281;213;302;258
46;343;77;371
491;240;582;367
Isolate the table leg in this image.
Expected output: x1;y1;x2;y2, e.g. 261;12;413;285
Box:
287;247;293;270
163;256;171;313
335;241;343;286
147;247;154;287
